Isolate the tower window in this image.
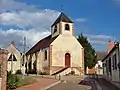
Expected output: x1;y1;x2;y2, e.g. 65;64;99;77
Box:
54;25;57;33
65;24;70;30
44;50;47;61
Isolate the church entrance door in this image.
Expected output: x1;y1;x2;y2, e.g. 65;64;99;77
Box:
65;53;70;67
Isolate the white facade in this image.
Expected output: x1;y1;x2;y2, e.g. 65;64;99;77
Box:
102;43;120;82
95;60;103;75
51;35;83;67
6;43;21;74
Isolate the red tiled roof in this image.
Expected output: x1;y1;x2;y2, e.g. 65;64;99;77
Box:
26;35;58;55
102;42;119;62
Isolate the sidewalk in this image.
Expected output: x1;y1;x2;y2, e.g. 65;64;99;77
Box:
16;78;59;90
95;78;120;90
111;81;120;89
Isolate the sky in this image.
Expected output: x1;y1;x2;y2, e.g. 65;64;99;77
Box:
0;0;120;52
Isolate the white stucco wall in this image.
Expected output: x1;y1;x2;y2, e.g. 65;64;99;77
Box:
95;60;103;75
42;48;49;68
103;61;107;78
27;48;50;72
111;48;119;82
37;50;42;72
28;48;49;72
51;34;83;68
103;47;120;82
95;61;103;68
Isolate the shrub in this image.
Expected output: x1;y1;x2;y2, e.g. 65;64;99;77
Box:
28;69;36;74
7;71;19;89
15;69;22;74
39;71;48;75
71;71;75;75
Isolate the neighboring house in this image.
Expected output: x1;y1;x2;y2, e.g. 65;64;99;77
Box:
86;51;106;75
95;51;107;75
6;42;21;74
102;41;120;82
95;60;103;75
26;12;84;76
86;67;96;74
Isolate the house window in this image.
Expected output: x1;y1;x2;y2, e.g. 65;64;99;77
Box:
65;24;70;30
44;50;47;61
54;25;57;33
113;54;117;70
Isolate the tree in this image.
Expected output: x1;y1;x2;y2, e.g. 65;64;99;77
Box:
77;33;97;72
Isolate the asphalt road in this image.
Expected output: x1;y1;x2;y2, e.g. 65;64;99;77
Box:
47;81;92;90
47;76;98;90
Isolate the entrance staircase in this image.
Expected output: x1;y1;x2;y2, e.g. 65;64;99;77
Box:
51;66;84;76
52;67;68;75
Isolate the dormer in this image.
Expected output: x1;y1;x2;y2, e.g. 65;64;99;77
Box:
51;12;74;38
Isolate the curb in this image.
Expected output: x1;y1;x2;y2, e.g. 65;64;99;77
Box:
95;80;102;90
42;80;61;90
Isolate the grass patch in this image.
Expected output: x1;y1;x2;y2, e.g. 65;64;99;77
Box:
17;75;37;88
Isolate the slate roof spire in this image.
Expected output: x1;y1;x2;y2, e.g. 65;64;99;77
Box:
51;12;73;27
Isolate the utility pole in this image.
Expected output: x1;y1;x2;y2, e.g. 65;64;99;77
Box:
22;37;26;78
23;37;26;65
11;52;13;74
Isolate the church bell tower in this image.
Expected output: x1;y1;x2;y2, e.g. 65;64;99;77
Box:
51;12;74;38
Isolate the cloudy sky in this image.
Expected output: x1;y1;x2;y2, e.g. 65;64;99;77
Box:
0;0;120;52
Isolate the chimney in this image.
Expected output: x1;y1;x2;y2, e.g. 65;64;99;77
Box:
108;40;115;53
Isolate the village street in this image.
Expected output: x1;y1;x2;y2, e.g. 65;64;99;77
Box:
47;75;94;90
47;75;120;90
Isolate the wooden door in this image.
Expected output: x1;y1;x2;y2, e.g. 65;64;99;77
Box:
65;53;70;67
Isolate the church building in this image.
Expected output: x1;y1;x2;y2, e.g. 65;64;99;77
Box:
26;12;84;76
6;42;21;74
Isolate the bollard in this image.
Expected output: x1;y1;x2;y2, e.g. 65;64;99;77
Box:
55;75;56;79
59;74;61;80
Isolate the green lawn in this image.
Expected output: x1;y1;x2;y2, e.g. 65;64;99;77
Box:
16;75;37;88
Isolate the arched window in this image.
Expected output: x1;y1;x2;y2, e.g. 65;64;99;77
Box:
54;25;57;33
44;50;47;60
65;24;70;30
